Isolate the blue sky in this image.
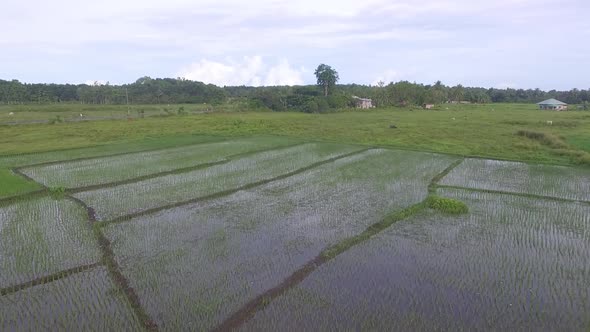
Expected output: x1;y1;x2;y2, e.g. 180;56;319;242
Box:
1;0;589;90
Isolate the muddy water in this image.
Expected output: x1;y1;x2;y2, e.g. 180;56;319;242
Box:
242;189;590;331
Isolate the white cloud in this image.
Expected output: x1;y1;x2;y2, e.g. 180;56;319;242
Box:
177;57;304;86
372;70;401;85
2;0;588;89
264;60;304;86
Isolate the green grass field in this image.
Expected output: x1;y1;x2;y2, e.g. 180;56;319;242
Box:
0;100;255;125
1;103;589;199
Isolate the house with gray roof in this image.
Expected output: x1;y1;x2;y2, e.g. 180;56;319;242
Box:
537;99;568;111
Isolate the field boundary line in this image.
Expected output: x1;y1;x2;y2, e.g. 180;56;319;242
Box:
0;168;50;206
437;184;590;205
0;189;48;206
64;193;159;331
91;225;159;331
0;167;51;206
0;262;102;297
12;167;49;189
212;157;463;331
1;142;305;202
428;158;465;193
98;148;372;226
66;142;305;193
0;134;236;160
66;195;99;221
11;137;244;169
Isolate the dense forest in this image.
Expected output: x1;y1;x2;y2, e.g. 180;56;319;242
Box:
1;77;589;112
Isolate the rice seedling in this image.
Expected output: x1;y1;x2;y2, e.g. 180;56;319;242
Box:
440;158;590;201
75;143;364;221
241;189;590;331
0;197;101;288
0;267;142;331
3;133;589;331
19;137;299;189
101;149;457;330
0;134;228;198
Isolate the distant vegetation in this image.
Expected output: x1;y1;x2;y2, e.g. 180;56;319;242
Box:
2;73;590;114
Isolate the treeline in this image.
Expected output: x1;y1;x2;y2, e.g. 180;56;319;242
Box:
232;81;590;112
0;77;226;105
316;81;590;106
2;77;590;111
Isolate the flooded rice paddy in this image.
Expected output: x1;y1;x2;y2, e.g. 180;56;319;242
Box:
242;189;590;331
440;158;590;201
1;137;589;331
0;267;142;331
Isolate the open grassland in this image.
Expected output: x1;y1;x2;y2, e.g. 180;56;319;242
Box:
242;189;590;331
0;103;214;125
1;104;589;199
0;104;590;197
1;104;589;163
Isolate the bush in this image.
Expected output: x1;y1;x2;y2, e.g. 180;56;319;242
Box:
49;115;65;124
427;195;469;214
302;100;319;113
516;130;568;149
315;97;330;113
49;186;67;198
326;95;353;109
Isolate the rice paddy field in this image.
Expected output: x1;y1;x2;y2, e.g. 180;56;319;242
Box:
1;135;590;331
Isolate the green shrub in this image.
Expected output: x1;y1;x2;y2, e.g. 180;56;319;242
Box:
326;95;353;109
315;97;330;113
48;186;67;198
427;195;469;214
302;100;319;113
49;115;65;124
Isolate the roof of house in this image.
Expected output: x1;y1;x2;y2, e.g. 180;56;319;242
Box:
352;96;372;101
537;98;567;105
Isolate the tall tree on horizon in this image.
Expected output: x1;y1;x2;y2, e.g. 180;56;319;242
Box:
314;64;339;97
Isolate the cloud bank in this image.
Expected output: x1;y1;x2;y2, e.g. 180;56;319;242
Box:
1;0;589;89
177;56;304;86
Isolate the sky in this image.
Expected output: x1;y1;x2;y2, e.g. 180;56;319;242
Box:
1;0;589;90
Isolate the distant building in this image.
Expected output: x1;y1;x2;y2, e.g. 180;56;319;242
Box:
352;96;373;109
537;99;568;111
423;104;435;109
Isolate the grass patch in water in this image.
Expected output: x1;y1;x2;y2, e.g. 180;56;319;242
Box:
48;186;67;199
426;195;469;214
